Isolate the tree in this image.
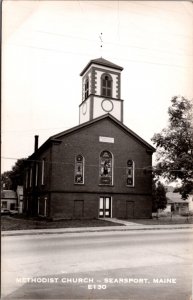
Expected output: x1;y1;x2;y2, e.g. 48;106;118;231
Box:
152;180;167;212
152;96;193;199
1;171;12;190
1;158;27;191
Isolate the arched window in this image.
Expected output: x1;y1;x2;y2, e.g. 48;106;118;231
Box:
84;78;89;99
126;160;134;187
101;74;112;97
99;150;113;185
74;154;84;184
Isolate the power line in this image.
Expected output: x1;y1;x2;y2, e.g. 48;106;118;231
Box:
1;156;152;170
1;156;191;173
129;1;193;19
34;30;192;56
85;1;192;38
1;126;72;133
7;42;191;70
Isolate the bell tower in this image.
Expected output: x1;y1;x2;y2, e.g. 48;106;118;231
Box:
79;58;124;124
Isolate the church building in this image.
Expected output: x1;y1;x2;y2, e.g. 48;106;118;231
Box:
24;58;155;220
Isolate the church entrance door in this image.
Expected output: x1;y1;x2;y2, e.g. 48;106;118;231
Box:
99;197;111;218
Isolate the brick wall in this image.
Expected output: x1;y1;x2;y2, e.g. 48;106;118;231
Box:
25;117;153;219
51;118;152;194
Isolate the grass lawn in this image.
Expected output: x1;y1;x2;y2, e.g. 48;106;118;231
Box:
1;215;121;231
1;214;193;231
130;215;193;225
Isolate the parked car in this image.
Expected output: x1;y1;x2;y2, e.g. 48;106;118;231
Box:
1;209;10;215
9;210;19;215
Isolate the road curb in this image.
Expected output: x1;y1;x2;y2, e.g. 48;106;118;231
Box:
2;225;193;237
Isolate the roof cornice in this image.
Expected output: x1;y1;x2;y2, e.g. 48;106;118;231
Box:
51;114;155;152
27;114;155;161
80;58;123;76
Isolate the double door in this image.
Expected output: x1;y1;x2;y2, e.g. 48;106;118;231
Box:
99;197;111;218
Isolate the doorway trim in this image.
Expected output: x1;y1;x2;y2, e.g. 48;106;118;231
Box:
99;196;112;218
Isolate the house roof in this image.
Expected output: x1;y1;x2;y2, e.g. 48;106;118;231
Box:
1;190;17;199
166;186;175;192
80;57;123;76
166;192;189;203
30;114;155;159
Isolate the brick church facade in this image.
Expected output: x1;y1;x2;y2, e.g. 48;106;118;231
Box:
24;58;155;220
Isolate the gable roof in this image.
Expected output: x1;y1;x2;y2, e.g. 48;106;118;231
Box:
166;192;189;203
1;190;17;199
80;57;123;76
30;114;155;159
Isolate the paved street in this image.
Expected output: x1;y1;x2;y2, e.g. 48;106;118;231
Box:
1;229;193;299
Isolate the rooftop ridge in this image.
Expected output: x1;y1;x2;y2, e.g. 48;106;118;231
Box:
80;57;123;76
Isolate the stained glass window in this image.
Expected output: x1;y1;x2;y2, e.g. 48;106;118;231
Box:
126;160;134;186
99;151;113;185
74;155;84;184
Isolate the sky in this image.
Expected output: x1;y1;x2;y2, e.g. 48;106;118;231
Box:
2;0;193;173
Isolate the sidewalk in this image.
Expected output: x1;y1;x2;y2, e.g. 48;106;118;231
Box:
2;218;193;237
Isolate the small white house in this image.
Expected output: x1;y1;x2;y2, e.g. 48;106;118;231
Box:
1;190;17;211
166;191;193;215
1;186;24;213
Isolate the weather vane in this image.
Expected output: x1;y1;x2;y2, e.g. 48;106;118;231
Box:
99;32;103;57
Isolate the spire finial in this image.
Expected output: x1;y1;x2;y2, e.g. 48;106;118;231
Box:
99;32;103;57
